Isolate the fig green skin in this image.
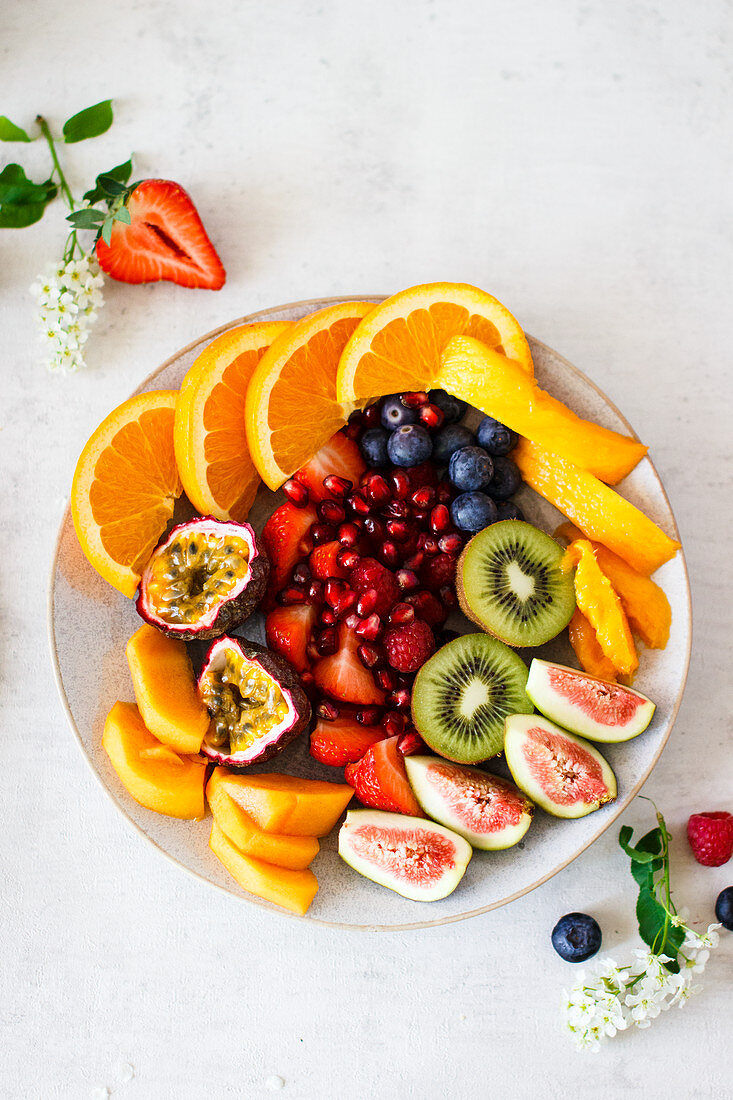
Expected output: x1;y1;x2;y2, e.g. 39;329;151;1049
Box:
198;636;311;770
525;658;656;743
136;517;270;641
504;713;617;819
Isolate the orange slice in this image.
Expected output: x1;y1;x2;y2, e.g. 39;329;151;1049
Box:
174;321;291;521
336;282;533;406
245;301;375;490
71;390;182;598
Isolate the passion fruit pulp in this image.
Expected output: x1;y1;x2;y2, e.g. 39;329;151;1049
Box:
198;635;310;768
136;517;269;640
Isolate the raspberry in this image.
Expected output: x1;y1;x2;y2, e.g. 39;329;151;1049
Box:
349;557;399;615
687;811;733;867
383;619;435;673
421;552;457;589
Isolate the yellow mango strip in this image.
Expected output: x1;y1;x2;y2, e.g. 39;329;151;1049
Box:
514;438;680;575
565;541;638;676
437;336;647;484
567;608;619;681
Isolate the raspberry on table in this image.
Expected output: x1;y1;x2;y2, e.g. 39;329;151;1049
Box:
687;811;733;867
383;619;435;673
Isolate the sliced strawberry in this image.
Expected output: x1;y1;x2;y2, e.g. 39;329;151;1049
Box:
295;431;366;502
310;716;386;767
95;179;226;289
344;736;424;816
265;604;316;673
313;622;385;705
310;541;349;581
261;501;317;604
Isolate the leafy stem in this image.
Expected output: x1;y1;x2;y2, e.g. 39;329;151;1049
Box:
36;115;74;209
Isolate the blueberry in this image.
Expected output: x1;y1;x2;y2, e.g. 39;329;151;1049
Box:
448;446;494;491
450;492;498;532
432;424;476;466
476;416;518;456
387;424;433;467
715;886;733;931
381;395;419;430
496;500;524;522
551;913;602;962
428;388;467;424
360;427;390;467
486;456;522;501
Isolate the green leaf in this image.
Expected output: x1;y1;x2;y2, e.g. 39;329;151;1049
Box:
0;202;47;227
101;216;114;246
619;828;660;864
113;205;131;224
0;116;31;142
630;856;662;891
62;100;113;144
636;887;685;969
0;163;56;206
66;208;106;229
82;158;133;204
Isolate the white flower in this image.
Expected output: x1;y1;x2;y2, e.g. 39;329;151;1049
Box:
31;252;105;374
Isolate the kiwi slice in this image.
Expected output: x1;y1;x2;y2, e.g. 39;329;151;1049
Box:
456;520;576;647
411;633;533;764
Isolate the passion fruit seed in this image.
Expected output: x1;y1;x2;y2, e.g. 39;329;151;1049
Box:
145;532;250;625
200;649;289;755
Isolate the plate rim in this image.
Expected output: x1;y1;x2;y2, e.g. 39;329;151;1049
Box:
47;295;692;931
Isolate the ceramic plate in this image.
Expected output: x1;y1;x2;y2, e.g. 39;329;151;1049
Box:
48;296;691;929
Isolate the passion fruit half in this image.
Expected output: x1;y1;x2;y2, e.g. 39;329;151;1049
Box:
197;635;310;768
136;517;269;640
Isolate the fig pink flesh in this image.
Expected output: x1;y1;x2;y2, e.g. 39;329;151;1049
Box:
425;763;526;834
521;725;608;807
349;823;457;886
547;666;643;725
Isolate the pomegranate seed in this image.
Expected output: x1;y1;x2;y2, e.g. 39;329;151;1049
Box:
356;706;382;726
283;478;310;507
439;533;463;556
396;568;420;591
411;486;436;509
388;603;415;625
363;515;386;542
390;470;411;499
336;547;361;571
406;589;448;627
307;578;324;603
335;589;357;618
364;473;392;505
325;579;346;607
356;588;378;617
376;668;397;692
385;499;409;519
292;562;311;586
311;522;336;545
318;499;346;525
386;688;412;711
406;461;439;489
338;522;360;547
359;470;372;487
436;480;453;503
418;534;440;556
379;541;400;568
344;421;361;440
362;403;382;428
398;730;425;756
316;699;339;720
400;391;429;408
278;585;306;605
348;492;371;516
344;612;361;630
355;613;383;641
323;474;352;498
306;641;320;663
319;606;336;625
348;408;363;427
439;584;458;608
403;551;425;572
357;643;382;669
383;711;406;737
419;403;445;430
412;509;430;528
386;519;411;542
430;504;451;533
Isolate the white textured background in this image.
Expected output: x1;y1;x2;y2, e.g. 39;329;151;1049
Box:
2;1;732;1097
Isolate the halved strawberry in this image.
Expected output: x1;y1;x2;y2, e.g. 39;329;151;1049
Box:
265;604;316;673
313;623;385;705
310;541;349;581
261;501;317;604
295;431;366;502
310;716;385;767
344;736;424;816
96;180;226;289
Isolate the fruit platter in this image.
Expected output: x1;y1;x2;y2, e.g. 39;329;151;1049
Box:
49;285;691;928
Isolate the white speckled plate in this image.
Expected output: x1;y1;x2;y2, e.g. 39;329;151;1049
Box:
48;296;691;929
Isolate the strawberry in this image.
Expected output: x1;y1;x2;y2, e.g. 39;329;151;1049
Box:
261;501;317;604
344;736;424;816
95;179;226;289
295;431;366;502
687;811;733;867
310;541;349;581
313;622;385;705
310;716;385;767
265;604;316;673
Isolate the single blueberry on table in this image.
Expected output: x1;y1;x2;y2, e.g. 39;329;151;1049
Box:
432;424;476;465
496;500;524;522
427;388;467;424
387;424;433;467
486;456;522;501
551;913;602;962
360;427;390;467
476;415;519;457
381;394;419;430
449;446;494;491
450;491;498;532
715;886;733;931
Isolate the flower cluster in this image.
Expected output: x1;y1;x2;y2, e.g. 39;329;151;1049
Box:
562;924;721;1051
30;255;105;373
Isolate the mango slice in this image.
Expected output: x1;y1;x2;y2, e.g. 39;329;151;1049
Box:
209;822;319;915
567;608;619;681
206;771;319;870
437;337;647;484
565;541;638;676
126;624;210;755
513;438;681;575
556;523;671;648
216;770;353;836
102;701;206;819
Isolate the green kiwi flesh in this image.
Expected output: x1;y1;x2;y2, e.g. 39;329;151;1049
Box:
411;633;533;764
456;520;576;647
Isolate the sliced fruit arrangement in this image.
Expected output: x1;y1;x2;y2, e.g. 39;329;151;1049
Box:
126;624;210;754
209;823;319;916
504;714;617;819
567;609;621;682
526;659;656;743
136;517;269;639
345;735;424;817
564;538;638;678
338;809;473;901
212;770;353;836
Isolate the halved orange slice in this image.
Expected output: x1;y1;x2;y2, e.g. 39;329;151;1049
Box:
245;300;375;490
336;282;532;406
174;321;291;521
71;390;182;598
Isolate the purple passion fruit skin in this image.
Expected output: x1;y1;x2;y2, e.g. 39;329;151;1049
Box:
197;635;310;769
136;517;269;640
404;756;534;850
525;658;655;743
